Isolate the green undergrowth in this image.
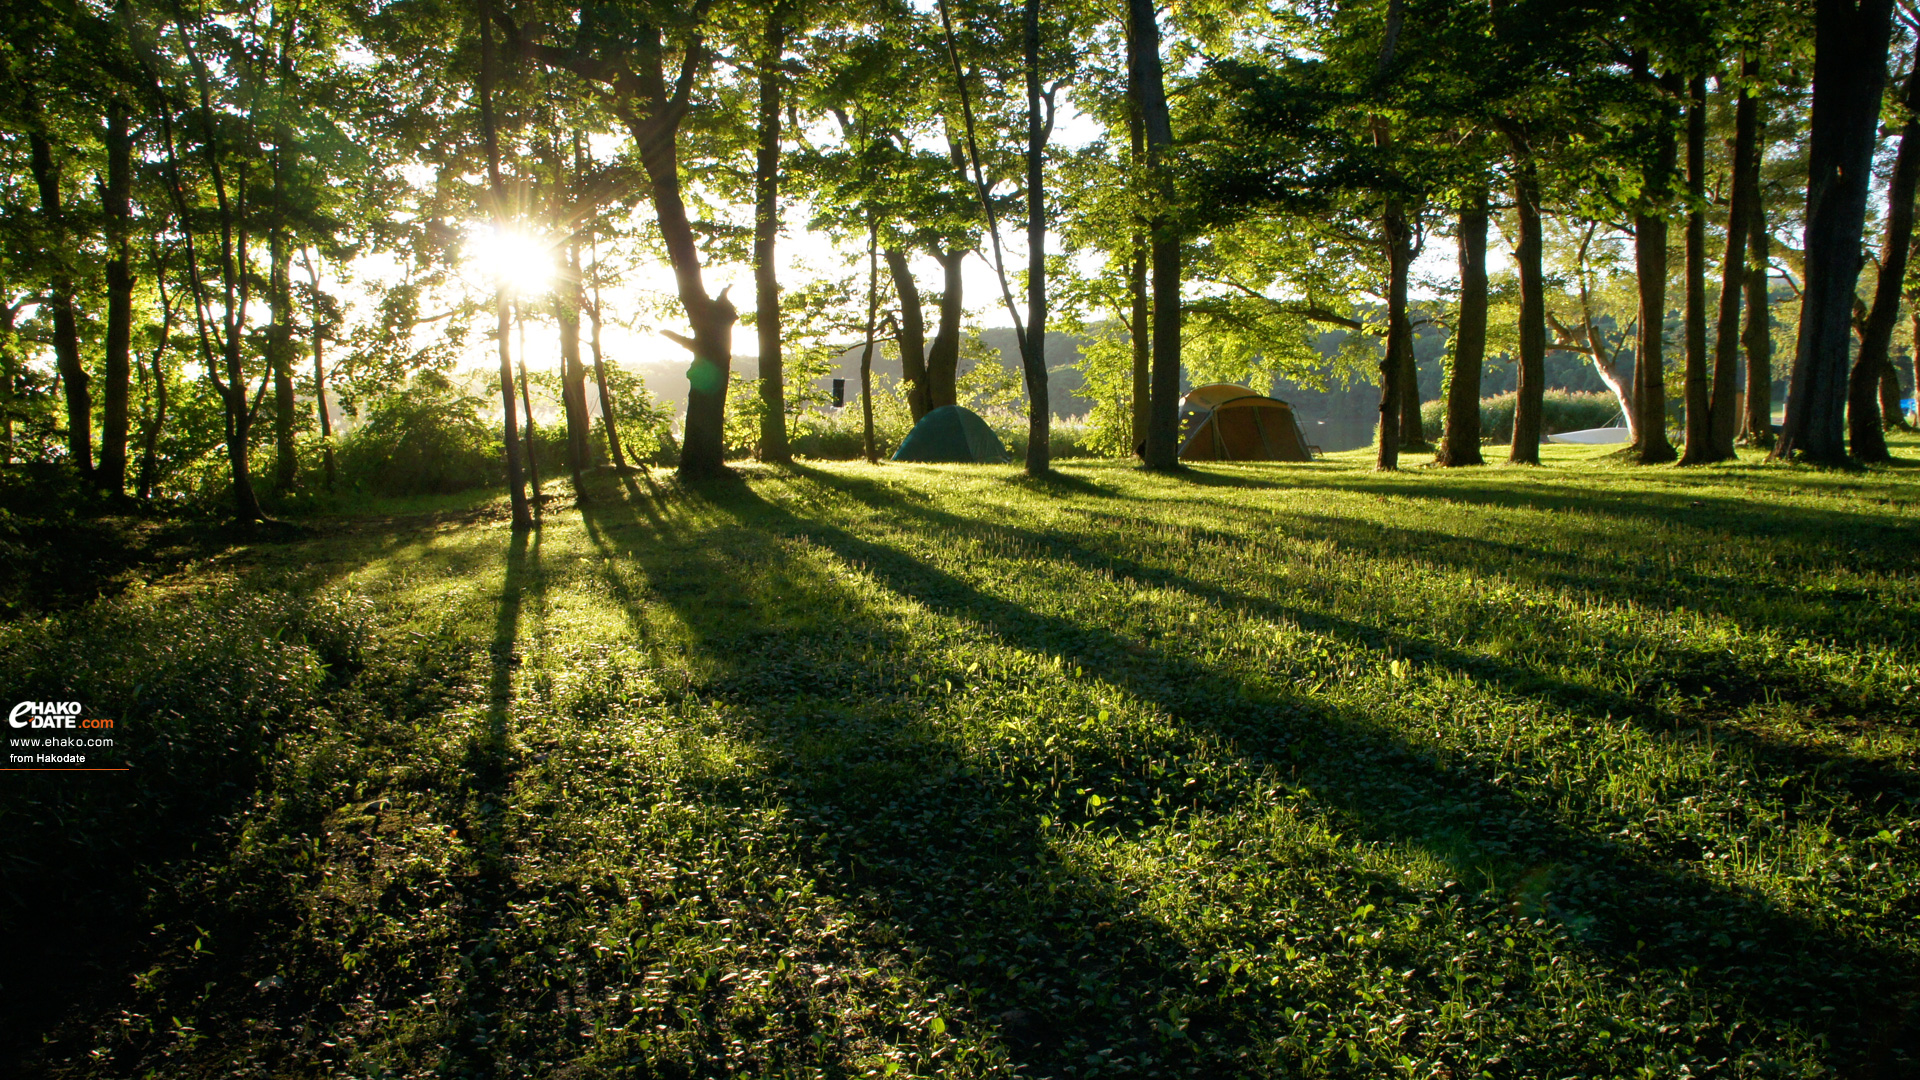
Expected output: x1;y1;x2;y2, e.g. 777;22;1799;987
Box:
4;439;1919;1078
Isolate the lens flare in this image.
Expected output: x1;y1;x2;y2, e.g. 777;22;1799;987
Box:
467;225;553;297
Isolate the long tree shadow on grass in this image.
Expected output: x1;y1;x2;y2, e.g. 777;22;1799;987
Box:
578;474;1918;1076
1303;467;1920;553
809;465;1920;813
439;525;538;1075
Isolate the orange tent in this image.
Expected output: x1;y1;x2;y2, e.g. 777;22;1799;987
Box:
1176;384;1318;462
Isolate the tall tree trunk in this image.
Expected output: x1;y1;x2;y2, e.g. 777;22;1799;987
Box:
507;15;733;478
1881;358;1906;426
1396;299;1423;449
581;177;628;470
883;249;931;419
1376;194;1410;469
633;122;737;480
1438;183;1487;466
1848;63;1920;459
301;247;336;489
221;223;263;523
1680;75;1713;464
557;244;590;493
860;222;879;464
547;131;590;493
1;302;14;463
1022;0;1049;476
495;295;529;522
1707;64;1758;460
1744;126;1773;445
1129;0;1180;469
925;249;965;408
1777;0;1896;463
1510;138;1546;464
269;224;297;492
480;5;531;529
755;6;791;463
517;306;542;501
1129;109;1150;453
1911;309;1920;425
160;32;262;521
100;96;134;495
137;250;173;501
1633;101;1679;464
28;131;92;477
269;22;299;496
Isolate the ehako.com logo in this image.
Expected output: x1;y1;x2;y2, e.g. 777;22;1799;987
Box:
10;701;113;730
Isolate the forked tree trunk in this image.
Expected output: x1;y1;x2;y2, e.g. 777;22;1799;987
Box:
1509;138;1546;464
1777;0;1896;463
1707;64;1758;460
100;97;134;495
1129;0;1181;469
1437;184;1487;466
1680;75;1713;464
884;249;931;420
755;6;791;463
653;130;740;482
504;9;739;481
1848;63;1920;460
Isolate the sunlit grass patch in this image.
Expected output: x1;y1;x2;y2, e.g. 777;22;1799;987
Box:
8;440;1920;1077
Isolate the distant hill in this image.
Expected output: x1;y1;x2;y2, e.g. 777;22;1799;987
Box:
624;311;1636;432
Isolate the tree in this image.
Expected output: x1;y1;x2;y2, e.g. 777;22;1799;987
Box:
755;3;794;463
1705;59;1762;461
1847;53;1920;462
1437;182;1488;465
503;0;743;482
1680;74;1714;464
1129;0;1180;470
478;2;533;528
1776;0;1895;464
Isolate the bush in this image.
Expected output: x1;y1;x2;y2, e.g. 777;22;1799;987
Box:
996;414;1105;461
790;408;893;459
336;373;500;495
1421;390;1624;443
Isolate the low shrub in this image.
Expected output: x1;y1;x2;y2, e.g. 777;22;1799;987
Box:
336;373;500;495
997;414;1105;461
1421;390;1625;443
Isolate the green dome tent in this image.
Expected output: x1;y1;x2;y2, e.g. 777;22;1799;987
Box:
891;405;1010;463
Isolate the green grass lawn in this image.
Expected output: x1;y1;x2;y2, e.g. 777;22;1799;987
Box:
5;440;1919;1078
